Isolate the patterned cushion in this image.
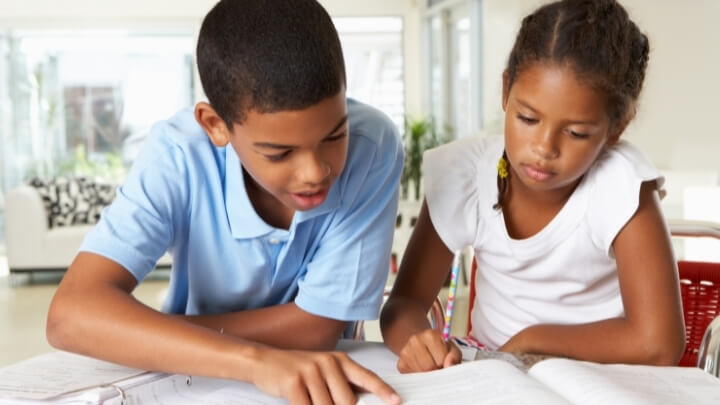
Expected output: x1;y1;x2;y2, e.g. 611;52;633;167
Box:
28;177;117;229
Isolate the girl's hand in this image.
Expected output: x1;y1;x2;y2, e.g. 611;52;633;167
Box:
251;348;401;405
396;329;462;373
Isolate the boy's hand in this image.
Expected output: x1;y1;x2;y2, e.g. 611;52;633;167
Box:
396;329;462;373
252;348;401;405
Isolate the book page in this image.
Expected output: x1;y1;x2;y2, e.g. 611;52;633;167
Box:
336;340;401;375
529;358;720;405
0;351;151;401
111;374;287;405
357;359;571;405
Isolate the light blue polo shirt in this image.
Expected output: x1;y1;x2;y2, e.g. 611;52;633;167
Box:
80;99;403;322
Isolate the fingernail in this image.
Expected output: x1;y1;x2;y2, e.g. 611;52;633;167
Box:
390;393;402;404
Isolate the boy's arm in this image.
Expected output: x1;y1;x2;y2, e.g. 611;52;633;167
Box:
499;182;686;365
47;252;400;405
179;303;348;350
380;201;461;372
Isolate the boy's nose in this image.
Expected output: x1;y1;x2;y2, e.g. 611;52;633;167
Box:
299;155;331;185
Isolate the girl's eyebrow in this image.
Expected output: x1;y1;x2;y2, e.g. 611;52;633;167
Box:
515;98;539;113
253;114;349;150
515;97;598;126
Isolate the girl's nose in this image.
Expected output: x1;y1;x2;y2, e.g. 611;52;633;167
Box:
532;129;559;160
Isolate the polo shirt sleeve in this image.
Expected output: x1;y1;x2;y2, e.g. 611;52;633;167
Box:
294;115;403;321
80;128;189;281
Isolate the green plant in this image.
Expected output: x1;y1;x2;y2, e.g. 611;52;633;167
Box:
57;144;126;182
401;117;452;200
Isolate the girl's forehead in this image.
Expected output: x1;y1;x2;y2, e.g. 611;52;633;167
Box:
512;63;609;120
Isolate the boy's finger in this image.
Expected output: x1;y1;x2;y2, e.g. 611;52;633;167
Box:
322;358;356;405
342;360;401;405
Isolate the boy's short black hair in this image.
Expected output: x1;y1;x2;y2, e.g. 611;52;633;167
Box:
197;0;347;128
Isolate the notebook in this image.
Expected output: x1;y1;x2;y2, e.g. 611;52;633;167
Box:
357;356;720;405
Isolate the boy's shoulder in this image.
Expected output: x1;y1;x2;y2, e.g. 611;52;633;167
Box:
347;99;400;148
137;108;222;168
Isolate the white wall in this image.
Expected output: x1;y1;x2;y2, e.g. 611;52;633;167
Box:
480;0;720;173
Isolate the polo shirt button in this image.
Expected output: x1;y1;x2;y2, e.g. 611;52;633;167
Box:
268;238;279;244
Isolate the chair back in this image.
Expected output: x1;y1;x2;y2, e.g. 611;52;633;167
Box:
671;220;720;367
352;287;445;340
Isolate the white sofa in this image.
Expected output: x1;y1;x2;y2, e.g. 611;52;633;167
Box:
4;185;171;273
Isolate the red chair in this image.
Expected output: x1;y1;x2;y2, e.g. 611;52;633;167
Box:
466;220;720;370
670;220;720;368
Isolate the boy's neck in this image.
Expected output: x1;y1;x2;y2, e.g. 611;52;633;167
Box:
243;169;294;230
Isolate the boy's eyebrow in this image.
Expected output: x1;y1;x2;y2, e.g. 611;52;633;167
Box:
253;114;349;150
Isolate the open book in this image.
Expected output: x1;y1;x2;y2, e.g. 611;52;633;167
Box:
0;351;285;405
357;356;720;405
5;344;720;404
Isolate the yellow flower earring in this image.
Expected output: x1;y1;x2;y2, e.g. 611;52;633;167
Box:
497;156;509;179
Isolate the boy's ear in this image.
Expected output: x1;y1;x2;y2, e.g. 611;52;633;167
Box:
501;70;510;112
195;102;232;147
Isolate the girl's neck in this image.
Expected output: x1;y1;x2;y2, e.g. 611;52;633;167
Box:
501;174;583;240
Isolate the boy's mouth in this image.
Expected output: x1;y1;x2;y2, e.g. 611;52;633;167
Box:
290;188;329;210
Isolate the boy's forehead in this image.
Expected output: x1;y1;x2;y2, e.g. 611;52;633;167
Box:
235;93;348;140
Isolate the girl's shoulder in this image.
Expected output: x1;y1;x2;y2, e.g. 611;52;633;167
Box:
585;140;664;254
424;134;504;166
589;140;663;188
421;134;503;251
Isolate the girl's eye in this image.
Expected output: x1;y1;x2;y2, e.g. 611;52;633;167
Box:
569;130;589;139
517;114;538;124
266;150;292;162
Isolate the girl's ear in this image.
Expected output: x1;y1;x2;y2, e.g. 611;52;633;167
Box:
501;70;510;112
195;102;232;147
607;118;630;146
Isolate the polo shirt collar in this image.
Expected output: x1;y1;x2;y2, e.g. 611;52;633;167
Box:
224;146;342;239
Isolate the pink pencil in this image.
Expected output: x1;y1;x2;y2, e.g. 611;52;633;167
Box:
442;250;461;341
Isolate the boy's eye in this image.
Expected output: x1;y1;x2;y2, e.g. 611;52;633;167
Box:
517;114;538;124
266;150;292;162
569;130;589;139
325;132;347;142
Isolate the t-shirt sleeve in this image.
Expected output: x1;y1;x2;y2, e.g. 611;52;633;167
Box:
294;108;403;321
422;137;486;252
79;128;189;281
587;141;665;256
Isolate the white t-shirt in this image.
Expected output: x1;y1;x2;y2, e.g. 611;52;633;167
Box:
423;135;664;349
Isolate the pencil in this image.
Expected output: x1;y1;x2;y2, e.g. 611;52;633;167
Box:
442;250;461;341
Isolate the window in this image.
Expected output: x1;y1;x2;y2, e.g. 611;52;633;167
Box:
425;0;481;139
0;31;195;242
334;17;405;131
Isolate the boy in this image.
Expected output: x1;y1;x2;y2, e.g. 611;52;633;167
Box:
46;1;402;404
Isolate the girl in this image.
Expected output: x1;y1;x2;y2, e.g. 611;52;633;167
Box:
380;0;685;373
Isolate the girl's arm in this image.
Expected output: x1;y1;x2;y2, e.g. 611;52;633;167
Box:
47;253;400;405
380;200;462;372
500;181;685;365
